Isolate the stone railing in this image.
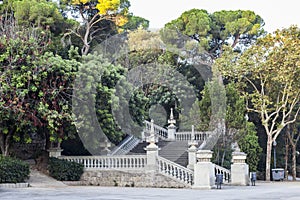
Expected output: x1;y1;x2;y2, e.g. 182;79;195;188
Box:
215;164;231;183
157;156;194;186
60;155;147;170
175;131;208;141
109;135;140;156
144;120;168;139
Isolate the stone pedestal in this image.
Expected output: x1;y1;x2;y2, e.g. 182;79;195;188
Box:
193;150;215;189
167;108;176;141
231;151;249;186
48;148;63;158
145;143;159;171
187;143;197;170
167;124;176;141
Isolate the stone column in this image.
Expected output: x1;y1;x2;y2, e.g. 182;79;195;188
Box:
231;151;249;186
145;120;159;171
193;150;215;189
167;108;176;141
188;125;198;170
187;143;197;170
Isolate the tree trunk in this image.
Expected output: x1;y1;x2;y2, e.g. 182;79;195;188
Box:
0;133;10;156
284;133;289;179
82;22;91;56
291;144;297;181
265;135;273;181
0;134;5;155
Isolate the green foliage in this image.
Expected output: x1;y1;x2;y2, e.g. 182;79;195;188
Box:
13;0;63;29
0;155;30;183
238;122;262;172
123;15;149;31
197;81;261;169
0;22;80;154
165;9;265;58
48;157;84;181
216;26;300;180
119;29;206;129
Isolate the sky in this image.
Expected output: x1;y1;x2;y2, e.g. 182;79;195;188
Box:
128;0;300;33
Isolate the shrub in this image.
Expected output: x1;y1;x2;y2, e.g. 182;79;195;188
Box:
0;155;30;183
48;157;84;181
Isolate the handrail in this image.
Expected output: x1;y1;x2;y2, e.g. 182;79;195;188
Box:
60;155;147;170
144;120;168;139
175;131;209;141
110;135;140;156
214;164;231;183
157;156;194;186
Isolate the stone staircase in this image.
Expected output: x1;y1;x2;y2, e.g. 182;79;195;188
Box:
158;141;189;167
128;140;189;167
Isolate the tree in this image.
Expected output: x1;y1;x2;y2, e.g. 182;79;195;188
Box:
61;0;129;55
0;17;50;155
194;81;261;169
164;9;265;58
216;26;300;180
122;15;149;31
0;16;80;155
0;0;78;57
13;0;64;30
239;122;262;172
123;29;207;128
286;116;300;180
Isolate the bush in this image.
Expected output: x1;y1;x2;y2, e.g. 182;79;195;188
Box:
48;157;84;181
0;155;30;183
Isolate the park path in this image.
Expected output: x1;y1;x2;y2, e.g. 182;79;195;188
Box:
27;169;67;188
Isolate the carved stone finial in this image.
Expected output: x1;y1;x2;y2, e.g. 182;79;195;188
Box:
149;119;155;143
168;108;176;126
232;142;241;152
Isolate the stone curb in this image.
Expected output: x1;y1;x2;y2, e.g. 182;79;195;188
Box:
62;181;85;186
0;183;29;188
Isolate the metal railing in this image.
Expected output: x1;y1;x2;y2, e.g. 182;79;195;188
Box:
109;135;140;156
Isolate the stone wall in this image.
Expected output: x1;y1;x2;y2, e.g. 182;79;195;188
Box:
81;170;189;188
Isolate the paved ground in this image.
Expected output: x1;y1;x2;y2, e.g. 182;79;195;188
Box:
1;170;300;199
1;181;300;200
27;169;67;188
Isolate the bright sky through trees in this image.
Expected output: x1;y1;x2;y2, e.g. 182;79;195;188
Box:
129;0;300;33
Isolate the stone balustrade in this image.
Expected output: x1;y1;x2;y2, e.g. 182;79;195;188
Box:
58;152;234;189
215;164;231;183
144;120;168;139
60;155;147;170
175;131;208;141
144;120;212;142
157;156;194;186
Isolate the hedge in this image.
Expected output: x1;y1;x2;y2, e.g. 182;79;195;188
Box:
0;155;30;183
48;157;84;181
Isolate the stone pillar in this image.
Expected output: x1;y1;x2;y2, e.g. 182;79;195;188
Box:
145;119;159;171
187;143;197;170
48;148;63;158
231;151;249;186
193;150;215;189
100;138;111;155
167;108;176;141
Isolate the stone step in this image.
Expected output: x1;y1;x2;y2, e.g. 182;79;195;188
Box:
158;141;189;166
128;140;190;167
